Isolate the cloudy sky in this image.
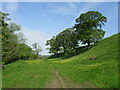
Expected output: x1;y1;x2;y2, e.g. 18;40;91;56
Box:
2;1;118;55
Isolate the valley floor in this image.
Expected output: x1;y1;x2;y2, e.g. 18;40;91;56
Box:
2;33;119;88
2;58;118;88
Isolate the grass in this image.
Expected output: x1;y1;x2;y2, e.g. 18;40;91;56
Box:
2;33;119;88
2;60;54;88
49;59;118;88
0;68;2;89
48;33;119;88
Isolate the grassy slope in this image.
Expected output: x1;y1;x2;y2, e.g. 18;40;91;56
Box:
0;68;2;89
2;60;54;88
49;33;119;88
2;33;119;88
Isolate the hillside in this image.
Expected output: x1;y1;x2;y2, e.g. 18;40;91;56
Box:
2;33;119;88
48;33;119;88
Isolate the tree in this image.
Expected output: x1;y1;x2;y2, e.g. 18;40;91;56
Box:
2;23;21;64
1;11;21;64
46;11;107;57
46;36;60;55
17;32;27;44
1;11;34;64
46;28;78;55
15;43;33;60
32;43;43;57
74;11;107;46
56;28;78;54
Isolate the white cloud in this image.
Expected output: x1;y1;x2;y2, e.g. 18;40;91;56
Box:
19;27;51;55
48;2;78;16
48;2;102;16
5;2;18;13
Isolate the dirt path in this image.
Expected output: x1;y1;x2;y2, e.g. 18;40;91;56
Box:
46;64;68;88
46;64;97;88
55;71;68;88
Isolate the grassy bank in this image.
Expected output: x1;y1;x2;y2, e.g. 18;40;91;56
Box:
2;33;119;88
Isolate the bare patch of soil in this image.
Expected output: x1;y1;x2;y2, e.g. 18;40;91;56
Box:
46;64;97;88
46;76;62;88
80;80;98;88
55;71;68;88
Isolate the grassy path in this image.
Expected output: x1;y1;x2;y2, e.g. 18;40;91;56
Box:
3;60;70;88
3;60;95;88
55;71;67;88
48;60;98;88
2;58;118;88
46;64;68;88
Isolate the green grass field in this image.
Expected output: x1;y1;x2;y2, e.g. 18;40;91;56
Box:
2;33;119;88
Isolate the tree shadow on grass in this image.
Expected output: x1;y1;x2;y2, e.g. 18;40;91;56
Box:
48;44;96;59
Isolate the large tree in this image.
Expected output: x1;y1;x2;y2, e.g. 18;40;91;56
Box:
46;36;60;55
1;11;34;64
74;11;107;46
46;28;78;55
1;11;21;63
56;28;78;53
46;11;107;57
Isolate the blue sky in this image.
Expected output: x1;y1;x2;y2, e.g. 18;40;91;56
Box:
2;2;118;55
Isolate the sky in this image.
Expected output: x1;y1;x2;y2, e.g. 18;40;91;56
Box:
1;1;118;55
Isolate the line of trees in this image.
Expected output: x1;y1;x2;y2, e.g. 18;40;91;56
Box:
0;11;42;64
46;11;107;56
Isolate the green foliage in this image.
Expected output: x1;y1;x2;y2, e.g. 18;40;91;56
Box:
2;23;21;63
2;33;119;88
75;11;107;29
78;29;105;45
74;11;107;46
46;36;60;55
15;43;33;60
46;28;78;56
57;28;78;53
46;11;107;56
48;33;119;88
0;11;37;64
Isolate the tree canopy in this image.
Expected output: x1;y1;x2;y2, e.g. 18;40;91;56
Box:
46;11;107;57
74;11;107;46
1;11;42;64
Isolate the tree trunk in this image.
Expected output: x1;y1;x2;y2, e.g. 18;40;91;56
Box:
88;42;90;47
37;52;39;57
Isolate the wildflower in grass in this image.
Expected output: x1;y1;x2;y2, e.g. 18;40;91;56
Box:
51;59;74;63
25;60;42;64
